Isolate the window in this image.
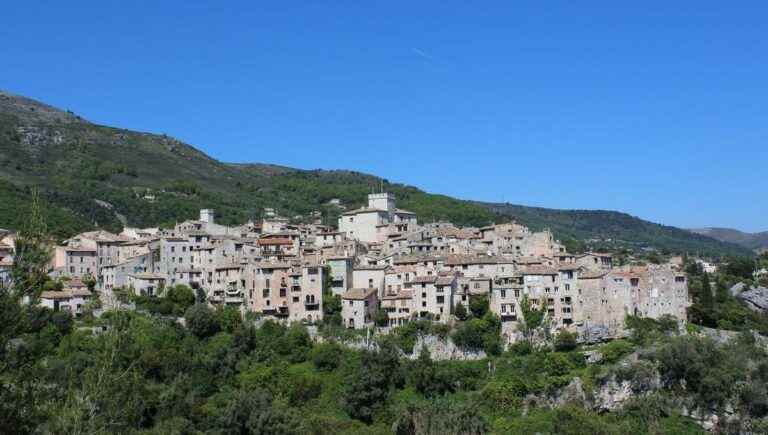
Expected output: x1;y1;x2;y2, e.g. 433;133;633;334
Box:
500;289;506;298
263;289;269;298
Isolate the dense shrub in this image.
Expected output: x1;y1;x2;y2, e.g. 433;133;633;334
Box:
184;304;219;338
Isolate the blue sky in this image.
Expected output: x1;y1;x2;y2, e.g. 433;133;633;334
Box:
2;1;767;232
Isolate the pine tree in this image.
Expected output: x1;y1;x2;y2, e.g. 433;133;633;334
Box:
700;273;714;311
715;278;729;304
10;189;52;300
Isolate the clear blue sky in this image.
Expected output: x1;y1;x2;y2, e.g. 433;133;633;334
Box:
2;1;767;232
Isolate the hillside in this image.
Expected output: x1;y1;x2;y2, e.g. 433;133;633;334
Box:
0;90;751;256
479;202;752;256
690;227;768;252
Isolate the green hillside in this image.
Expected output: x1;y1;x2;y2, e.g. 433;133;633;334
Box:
479;202;751;257
0;90;751;256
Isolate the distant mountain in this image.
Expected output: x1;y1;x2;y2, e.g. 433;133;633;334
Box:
689;227;768;252
0;89;752;256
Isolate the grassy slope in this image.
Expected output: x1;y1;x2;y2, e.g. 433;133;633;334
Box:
0;90;751;256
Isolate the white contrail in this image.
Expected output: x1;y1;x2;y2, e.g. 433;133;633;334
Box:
411;48;434;61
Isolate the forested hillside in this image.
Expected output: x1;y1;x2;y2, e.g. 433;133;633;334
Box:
480;202;752;257
0;90;750;256
690;227;768;253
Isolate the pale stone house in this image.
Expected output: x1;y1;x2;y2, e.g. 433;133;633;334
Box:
352;265;387;298
338;193;417;243
381;290;414;327
341;288;378;329
127;272;166;296
40;288;93;317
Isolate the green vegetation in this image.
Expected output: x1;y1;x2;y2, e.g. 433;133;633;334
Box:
684;256;768;334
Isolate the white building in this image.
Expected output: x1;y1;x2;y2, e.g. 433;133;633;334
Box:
338;193;417;243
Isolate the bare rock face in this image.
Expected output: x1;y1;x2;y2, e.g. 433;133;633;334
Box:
580;325;612;344
737;286;768;313
593;378;635;411
409;335;486;361
730;282;746;296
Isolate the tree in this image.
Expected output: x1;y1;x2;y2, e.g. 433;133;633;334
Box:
375;308;389;327
11;189;52;300
469;294;489;318
715;278;729;304
393;401;488;435
454;302;468;321
723;256;756;280
218;389;304;434
216;306;243;333
322;293;342;326
554;330;578;352
343;349;394;423
409;347;453;397
700;273;714;311
166;285;195;310
310;342;342;371
184;304;219;338
520;295;545;343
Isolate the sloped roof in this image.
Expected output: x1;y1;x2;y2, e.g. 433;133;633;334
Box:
342;288;377;300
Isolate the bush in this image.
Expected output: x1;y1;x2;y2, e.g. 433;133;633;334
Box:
184;304;219;338
454;302;468;321
216;306;242;333
600;340;634;364
310;342;342;371
482;377;529;411
469;294;489;318
553;331;578;352
165;285;195;311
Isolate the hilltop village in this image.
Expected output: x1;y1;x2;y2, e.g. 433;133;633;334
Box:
17;193;689;344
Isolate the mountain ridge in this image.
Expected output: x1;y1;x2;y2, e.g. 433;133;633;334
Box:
0;89;752;256
689;227;768;252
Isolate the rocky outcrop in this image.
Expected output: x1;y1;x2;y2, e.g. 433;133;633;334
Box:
408;335;486;361
737;286;768;313
730;282;746;296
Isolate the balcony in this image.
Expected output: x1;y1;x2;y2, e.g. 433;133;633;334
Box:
304;300;320;310
275;306;289;317
225;296;243;305
291;285;301;292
